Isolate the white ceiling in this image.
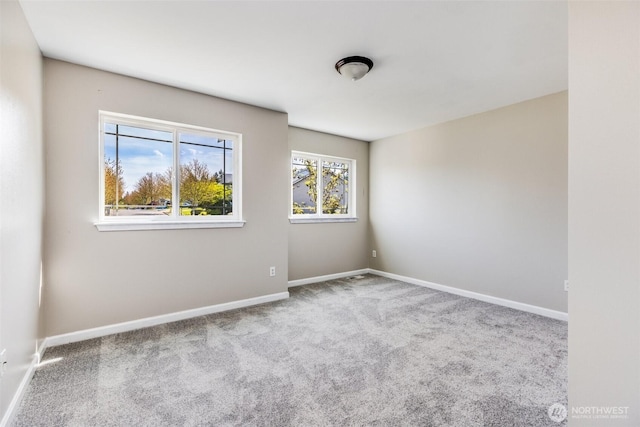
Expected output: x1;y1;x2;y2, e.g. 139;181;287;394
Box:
19;0;567;141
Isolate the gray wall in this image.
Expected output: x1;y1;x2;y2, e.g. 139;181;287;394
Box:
568;2;640;425
11;4;640;422
369;92;568;312
43;60;289;336
0;0;44;420
288;127;369;280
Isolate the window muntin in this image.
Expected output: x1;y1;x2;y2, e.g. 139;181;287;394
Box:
99;112;241;224
291;151;355;218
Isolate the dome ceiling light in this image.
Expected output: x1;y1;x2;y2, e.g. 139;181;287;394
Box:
335;56;374;81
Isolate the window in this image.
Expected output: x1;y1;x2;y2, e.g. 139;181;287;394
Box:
97;111;243;231
290;151;356;223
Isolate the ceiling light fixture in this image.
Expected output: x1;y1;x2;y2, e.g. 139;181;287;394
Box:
335;56;374;81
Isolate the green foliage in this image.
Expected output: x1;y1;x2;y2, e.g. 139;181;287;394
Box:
293;159;348;215
292;160;317;214
124;170;171;205
113;158;231;216
180;159;231;215
292;204;306;214
322;168;346;214
104;158;125;205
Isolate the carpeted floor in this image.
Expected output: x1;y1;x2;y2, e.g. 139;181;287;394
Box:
13;274;567;426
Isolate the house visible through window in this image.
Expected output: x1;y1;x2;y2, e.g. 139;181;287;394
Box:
99;111;242;229
291;151;355;221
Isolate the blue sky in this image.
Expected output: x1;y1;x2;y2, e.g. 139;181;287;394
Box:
105;125;231;194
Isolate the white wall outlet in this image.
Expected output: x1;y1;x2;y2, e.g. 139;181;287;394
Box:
372;250;377;258
269;266;276;277
564;280;569;292
0;349;7;377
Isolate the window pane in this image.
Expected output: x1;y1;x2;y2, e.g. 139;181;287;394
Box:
179;133;225;148
104;134;120;212
104;124;173;217
322;160;349;214
179;134;232;216
112;124;172;142
292;156;317;214
223;149;233;184
101;114;241;223
105;123;116;134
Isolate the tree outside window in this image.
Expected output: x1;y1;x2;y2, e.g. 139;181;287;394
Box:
291;152;354;218
100;112;239;221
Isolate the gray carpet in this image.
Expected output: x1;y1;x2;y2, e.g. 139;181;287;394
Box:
13;274;567;426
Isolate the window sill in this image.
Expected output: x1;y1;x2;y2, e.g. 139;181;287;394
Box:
95;219;246;232
289;217;358;224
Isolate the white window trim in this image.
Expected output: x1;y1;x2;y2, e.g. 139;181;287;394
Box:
289;151;356;224
289;217;358;224
95;219;245;232
95;111;243;231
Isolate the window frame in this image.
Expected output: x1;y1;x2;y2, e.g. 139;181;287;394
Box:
290;150;357;224
96;111;244;231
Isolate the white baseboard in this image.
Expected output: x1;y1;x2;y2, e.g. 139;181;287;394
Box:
0;347;44;427
44;291;290;348
288;269;370;287
42;269;567;349
369;269;568;321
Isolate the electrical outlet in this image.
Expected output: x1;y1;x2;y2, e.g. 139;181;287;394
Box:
0;349;7;377
372;250;377;258
564;280;569;292
269;266;276;277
